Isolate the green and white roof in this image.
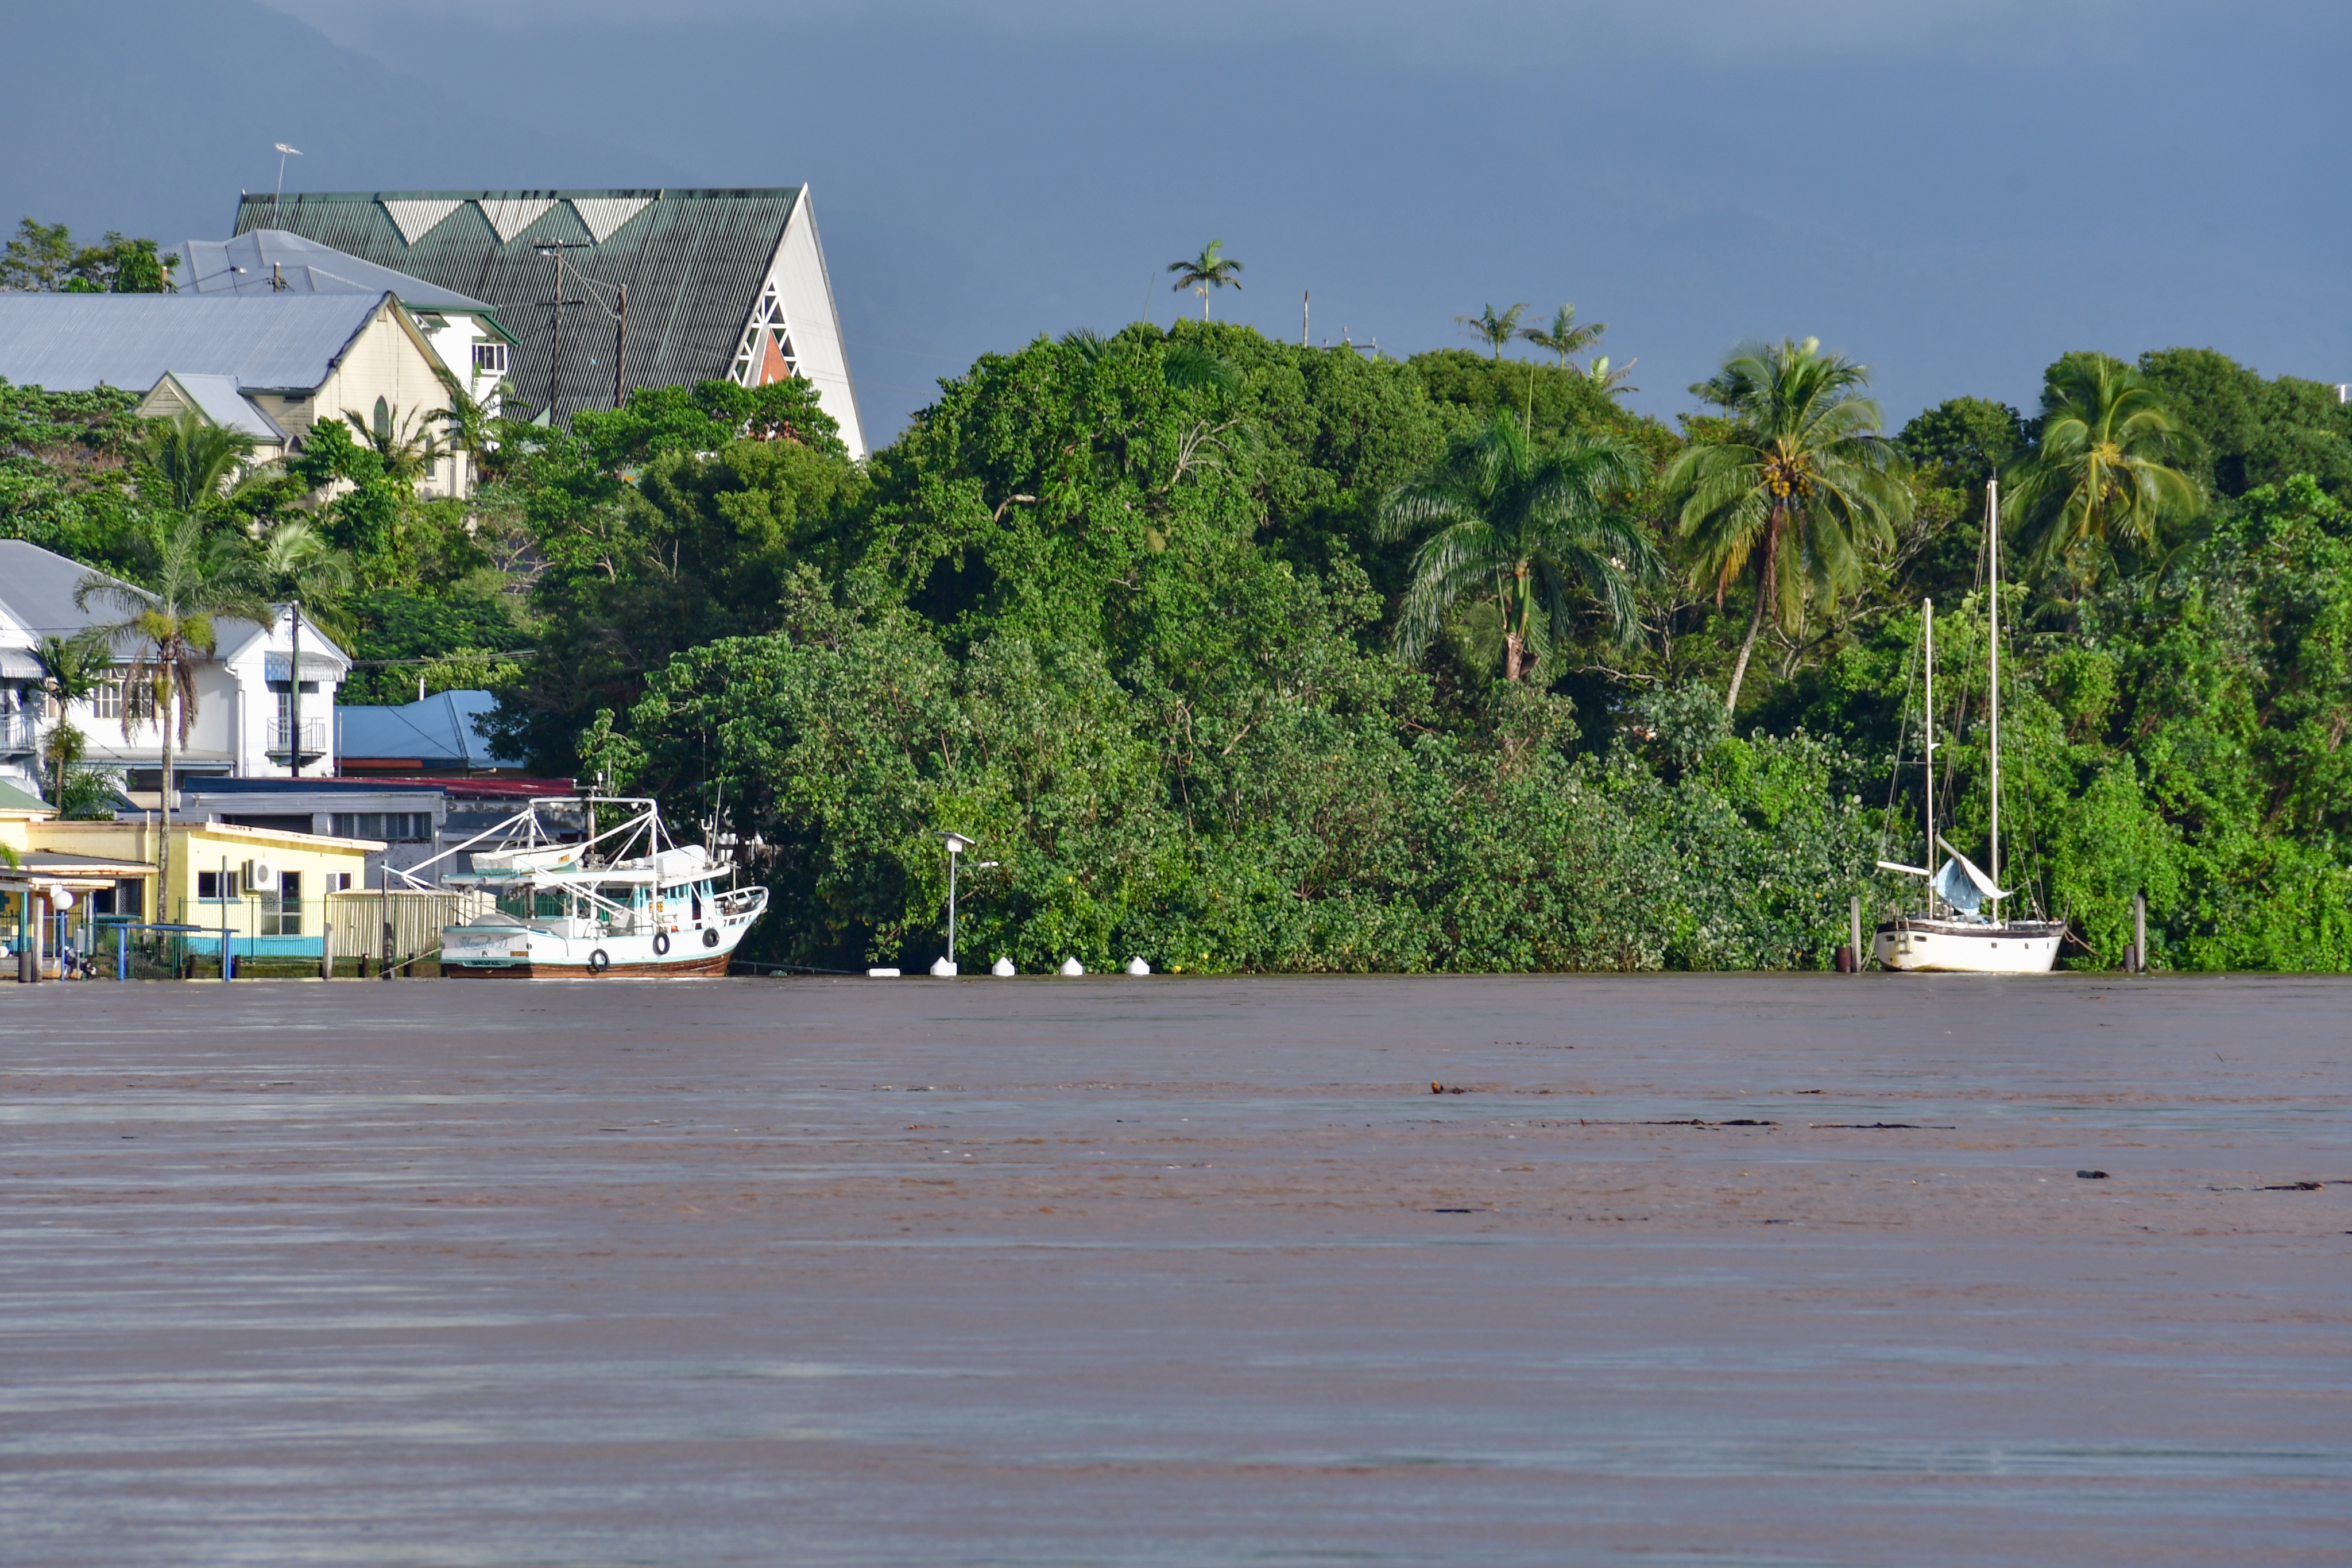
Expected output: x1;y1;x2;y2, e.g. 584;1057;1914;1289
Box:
234;188;865;458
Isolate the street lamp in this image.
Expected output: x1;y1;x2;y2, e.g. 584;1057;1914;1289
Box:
934;833;976;976
271;143;301;212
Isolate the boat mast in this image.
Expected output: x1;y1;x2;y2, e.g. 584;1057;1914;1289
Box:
1987;478;2001;901
1923;597;1935;914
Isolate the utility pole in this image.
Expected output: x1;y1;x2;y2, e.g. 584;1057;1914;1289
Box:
613;284;628;408
534;239;593;425
288;601;303;780
1301;289;1309;347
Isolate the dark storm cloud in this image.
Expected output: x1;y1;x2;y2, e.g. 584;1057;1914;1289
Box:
10;2;2344;443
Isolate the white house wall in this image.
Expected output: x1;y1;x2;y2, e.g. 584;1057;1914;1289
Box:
246;303;474;494
768;192;866;460
65;610;345;785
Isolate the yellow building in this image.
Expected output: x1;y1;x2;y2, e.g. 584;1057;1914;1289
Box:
0;785;381;977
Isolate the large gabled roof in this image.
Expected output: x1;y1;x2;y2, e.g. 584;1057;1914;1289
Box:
234;188;819;427
0;292;390;396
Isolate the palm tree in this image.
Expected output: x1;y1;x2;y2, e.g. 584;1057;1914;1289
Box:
1521;304;1606;366
138;409;260;515
1456;302;1531;361
74;517;268;911
253;520;355;779
32;633;107;804
2005;357;2201;583
1378;413;1656;683
1166;241;1244;320
432;369;495;494
1585;357;1639;397
342;402;448;486
1665;337;1911;714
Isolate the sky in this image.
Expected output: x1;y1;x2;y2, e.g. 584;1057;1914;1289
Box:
6;0;2347;446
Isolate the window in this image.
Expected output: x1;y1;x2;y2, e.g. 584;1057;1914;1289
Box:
264;870;301;937
373;397;390;439
95;672;155;723
330;812;433;842
196;870;239;901
333;873;352;892
729;280;799;386
473;341;509;375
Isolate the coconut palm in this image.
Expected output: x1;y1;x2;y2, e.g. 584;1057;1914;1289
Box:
1521;304;1606;366
1456;302;1530;361
1378;413;1656;682
74;516;269;909
1665;337;1911;714
2005;356;2201;583
32;633;107;804
1166;241;1244;320
1585;356;1639;397
253;519;355;777
137;409;259;515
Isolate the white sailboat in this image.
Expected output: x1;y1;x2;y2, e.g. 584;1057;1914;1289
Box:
402;795;768;978
1874;479;2065;973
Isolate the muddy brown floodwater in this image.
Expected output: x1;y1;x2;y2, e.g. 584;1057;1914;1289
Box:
1;974;2347;1566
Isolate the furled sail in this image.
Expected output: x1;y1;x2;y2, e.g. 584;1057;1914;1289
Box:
1931;842;2009;915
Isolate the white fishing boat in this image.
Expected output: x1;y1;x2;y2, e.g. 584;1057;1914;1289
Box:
402;795;768;978
1874;479;2065;973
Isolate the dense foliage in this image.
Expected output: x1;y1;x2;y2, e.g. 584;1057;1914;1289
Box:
7;277;2352;971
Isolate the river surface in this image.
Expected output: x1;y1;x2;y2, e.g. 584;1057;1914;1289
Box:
2;974;2346;1565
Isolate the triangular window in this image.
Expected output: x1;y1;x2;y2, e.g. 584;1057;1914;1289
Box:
730;279;800;386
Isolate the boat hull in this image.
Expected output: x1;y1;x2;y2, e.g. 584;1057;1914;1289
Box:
438;911;758;978
444;951;733;979
1875;919;2065;973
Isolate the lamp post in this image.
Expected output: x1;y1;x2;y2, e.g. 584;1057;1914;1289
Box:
270;144;301;219
934;833;978;975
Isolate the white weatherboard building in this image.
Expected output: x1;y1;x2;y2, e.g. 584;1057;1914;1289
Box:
175;229;516;443
0;541;350;799
239;188;867;458
0;289;471;491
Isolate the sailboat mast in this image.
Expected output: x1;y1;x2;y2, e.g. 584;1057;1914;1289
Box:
1988;478;2001;895
1923;597;1935;914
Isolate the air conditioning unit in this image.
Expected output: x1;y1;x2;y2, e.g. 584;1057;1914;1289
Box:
243;859;277;892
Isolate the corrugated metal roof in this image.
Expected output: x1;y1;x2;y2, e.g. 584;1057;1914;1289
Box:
336;690;519;769
0;540;345;669
235;189;803;425
0;292;387;395
176;230;494;313
157;373;287;443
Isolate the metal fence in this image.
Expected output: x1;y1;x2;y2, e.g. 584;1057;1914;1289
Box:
327;889;487;969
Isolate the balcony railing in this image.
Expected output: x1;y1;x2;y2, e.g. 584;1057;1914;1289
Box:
0;713;36;755
265;719;328;762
